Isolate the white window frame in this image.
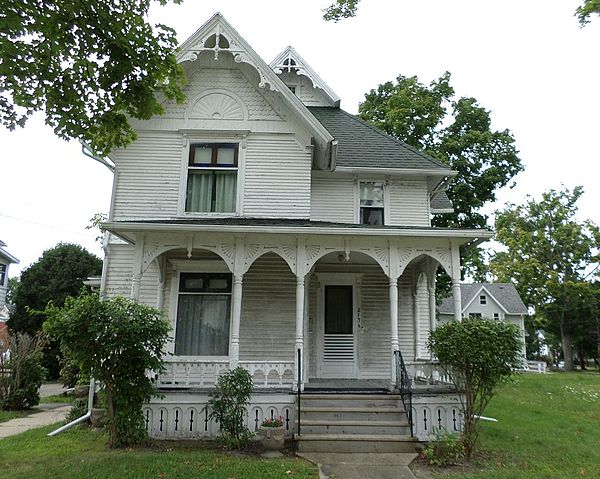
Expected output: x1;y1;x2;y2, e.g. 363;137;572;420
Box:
0;264;6;287
168;260;233;360
479;294;487;305
355;178;390;225
178;136;246;217
469;312;482;319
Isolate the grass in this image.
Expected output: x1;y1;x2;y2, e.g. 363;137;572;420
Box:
0;425;319;479
39;394;75;404
0;409;31;423
435;371;600;479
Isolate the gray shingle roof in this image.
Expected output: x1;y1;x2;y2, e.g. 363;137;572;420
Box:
439;283;529;315
430;192;453;212
307;107;451;171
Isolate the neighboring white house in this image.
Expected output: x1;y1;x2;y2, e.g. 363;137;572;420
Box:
100;13;493;445
438;283;528;361
0;240;19;348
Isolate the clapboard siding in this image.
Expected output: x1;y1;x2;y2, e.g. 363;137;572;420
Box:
388;179;430;226
243;136;312;218
239;253;296;361
112;132;182;220
310;174;355;223
104;244;134;298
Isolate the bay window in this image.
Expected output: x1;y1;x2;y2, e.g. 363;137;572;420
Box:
186;143;238;213
174;272;232;356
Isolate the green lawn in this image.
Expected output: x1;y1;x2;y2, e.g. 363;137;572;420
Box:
0;425;318;479
0;409;31;423
438;371;600;479
39;394;75;404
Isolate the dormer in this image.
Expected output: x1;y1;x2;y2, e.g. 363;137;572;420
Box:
270;47;340;108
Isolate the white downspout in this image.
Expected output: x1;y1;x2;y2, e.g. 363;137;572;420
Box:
48;378;95;436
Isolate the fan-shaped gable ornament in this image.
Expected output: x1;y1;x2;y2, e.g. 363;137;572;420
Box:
189;92;246;120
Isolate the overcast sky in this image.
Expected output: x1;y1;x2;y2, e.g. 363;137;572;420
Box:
1;0;599;277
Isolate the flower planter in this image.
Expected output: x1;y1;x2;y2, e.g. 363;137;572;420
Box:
259;426;285;450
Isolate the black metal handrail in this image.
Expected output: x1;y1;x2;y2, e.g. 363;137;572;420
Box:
394;350;413;436
296;348;301;437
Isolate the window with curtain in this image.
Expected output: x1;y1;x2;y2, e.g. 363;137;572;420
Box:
185;143;238;213
174;273;232;356
359;181;384;225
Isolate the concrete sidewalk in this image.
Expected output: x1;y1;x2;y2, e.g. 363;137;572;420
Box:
0;405;70;439
298;452;418;479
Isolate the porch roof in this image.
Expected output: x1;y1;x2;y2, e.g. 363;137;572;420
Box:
104;218;493;244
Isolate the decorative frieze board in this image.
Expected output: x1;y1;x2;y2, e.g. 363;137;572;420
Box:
135;232;454;281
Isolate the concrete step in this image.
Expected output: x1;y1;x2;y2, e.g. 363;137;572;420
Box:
301;394;403;408
299;419;411;435
300;406;406;422
297;433;418;453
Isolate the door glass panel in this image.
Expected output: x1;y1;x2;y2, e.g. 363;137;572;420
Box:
325;285;353;334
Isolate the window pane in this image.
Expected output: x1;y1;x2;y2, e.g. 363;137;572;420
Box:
175;295;231;356
214;172;236;212
216;147;236;165
193;146;212;165
360;207;384;225
325;286;353;334
180;273;232;293
360;182;383;206
186;171;214;212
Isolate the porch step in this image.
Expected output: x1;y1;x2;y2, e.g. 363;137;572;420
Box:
300;406;406;421
300;394;402;408
299;419;411;436
297;434;418;453
297;392;416;453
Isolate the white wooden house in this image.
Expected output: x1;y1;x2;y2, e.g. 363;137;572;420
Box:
0;240;19;349
100;13;493;446
439;283;528;362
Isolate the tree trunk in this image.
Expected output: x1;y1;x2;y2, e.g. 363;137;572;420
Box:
561;327;575;371
105;383;118;448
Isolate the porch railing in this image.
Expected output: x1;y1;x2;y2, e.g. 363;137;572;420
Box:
394;350;413;436
405;361;453;387
156;359;295;389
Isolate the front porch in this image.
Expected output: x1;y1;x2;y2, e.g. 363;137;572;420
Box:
102;221;482;441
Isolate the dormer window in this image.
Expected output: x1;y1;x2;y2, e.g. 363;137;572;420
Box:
186;143;238;213
359;181;384;225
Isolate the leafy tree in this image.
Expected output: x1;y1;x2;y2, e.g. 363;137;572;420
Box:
8;243;102;377
0;0;185;155
428;318;522;459
491;187;600;371
324;0;600;26
577;0;600;25
358;72;523;280
45;294;171;448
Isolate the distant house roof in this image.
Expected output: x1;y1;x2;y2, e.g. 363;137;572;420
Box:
0;241;19;264
430;191;454;213
439;283;529;315
307;107;452;171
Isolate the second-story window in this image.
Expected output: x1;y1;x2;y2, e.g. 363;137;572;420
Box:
186;143;238;213
479;294;487;305
0;264;6;286
359;181;384;225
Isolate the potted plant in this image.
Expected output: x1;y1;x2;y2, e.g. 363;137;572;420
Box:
258;416;285;450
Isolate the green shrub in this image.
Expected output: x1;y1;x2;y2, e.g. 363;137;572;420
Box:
0;332;47;410
428;317;522;458
67;397;89;423
45;294;170;448
207;367;253;448
421;430;465;466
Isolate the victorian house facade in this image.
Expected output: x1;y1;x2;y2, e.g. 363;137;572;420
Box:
101;14;492;445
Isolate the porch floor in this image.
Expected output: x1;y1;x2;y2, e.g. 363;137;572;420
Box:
304;379;391;394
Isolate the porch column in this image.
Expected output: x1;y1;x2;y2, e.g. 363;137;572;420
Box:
450;241;462;321
295;274;306;391
428;284;436;331
130;234;145;301
229;274;244;369
413;290;420;359
389;276;400;389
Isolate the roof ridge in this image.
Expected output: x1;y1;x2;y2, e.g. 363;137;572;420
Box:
335;108;451;170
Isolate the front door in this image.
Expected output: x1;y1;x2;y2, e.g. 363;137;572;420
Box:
319;284;357;377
